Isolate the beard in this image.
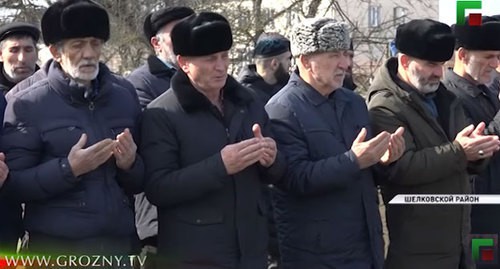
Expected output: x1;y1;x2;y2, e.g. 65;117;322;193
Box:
274;63;290;87
465;56;496;85
65;59;99;82
5;65;35;83
488;71;500;87
408;65;440;94
167;51;177;67
160;48;177;67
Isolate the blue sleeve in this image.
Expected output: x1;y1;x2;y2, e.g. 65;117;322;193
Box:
253;102;287;183
1;96;79;202
113;84;145;194
127;71;155;109
265;101;361;196
0;93;6;132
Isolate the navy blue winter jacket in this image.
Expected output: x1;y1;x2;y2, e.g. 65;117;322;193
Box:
1;61;144;239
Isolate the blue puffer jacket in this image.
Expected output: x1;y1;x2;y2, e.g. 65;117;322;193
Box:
265;71;384;269
0;93;19;252
1;61;144;240
127;55;175;108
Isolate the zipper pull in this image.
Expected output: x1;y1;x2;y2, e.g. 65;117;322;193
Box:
89;101;95;111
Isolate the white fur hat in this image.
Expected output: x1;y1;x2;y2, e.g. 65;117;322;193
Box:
291;17;350;56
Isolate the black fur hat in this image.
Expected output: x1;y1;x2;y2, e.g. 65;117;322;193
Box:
171;12;233;57
396;19;455;62
453;16;500;51
143;6;194;41
41;0;109;45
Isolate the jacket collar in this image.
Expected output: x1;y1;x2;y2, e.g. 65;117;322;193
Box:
369;58;447;101
239;64;266;84
289;69;351;107
171;69;254;113
0;63;16;93
388;59;438;101
369;57;458;139
369;57;407;101
0;62;40;93
47;60;112;104
41;59;52;75
444;68;484;98
240;64;285;97
368;58;459;118
147;55;176;77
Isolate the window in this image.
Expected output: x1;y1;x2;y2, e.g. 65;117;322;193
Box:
368;5;381;28
393;6;407;25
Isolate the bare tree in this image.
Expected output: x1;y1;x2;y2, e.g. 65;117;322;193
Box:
0;0;46;25
330;0;438;93
0;0;438;81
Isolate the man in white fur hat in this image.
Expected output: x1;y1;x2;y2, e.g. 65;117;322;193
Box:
265;18;405;269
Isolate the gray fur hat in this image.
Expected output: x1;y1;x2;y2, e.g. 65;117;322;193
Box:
291;18;350;56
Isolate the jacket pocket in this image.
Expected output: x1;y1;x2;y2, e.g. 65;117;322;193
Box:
109;118;136;139
111;126;133;138
174;207;223;225
284;219;359;254
257;197;269;217
401;205;461;254
119;192;134;209
43;190;87;208
255;199;270;252
284;220;323;252
41;125;84;157
303;128;346;159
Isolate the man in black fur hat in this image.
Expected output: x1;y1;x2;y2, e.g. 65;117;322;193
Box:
368;18;500;269
1;0;144;258
443;15;500;266
489;14;500;98
140;11;285;269
127;6;194;108
126;6;194;269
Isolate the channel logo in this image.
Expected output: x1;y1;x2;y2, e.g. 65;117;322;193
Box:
471;234;498;265
456;0;482;25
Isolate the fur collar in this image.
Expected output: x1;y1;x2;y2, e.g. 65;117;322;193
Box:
171;69;254;112
147;55;176;77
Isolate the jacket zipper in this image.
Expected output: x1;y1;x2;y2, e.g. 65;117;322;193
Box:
88;100;115;217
